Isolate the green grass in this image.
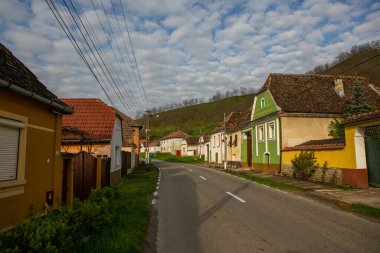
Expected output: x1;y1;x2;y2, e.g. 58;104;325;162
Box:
152;152;204;163
85;164;158;253
344;203;380;219
238;174;299;192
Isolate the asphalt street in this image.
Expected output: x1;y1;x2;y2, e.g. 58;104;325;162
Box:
154;160;380;253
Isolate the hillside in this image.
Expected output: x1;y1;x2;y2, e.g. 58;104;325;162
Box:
138;94;255;140
319;47;380;87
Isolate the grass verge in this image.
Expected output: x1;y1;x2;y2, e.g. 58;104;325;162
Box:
84;164;158;253
237;174;299;192
150;152;204;163
344;203;380;219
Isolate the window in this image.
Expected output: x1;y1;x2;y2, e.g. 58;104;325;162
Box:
228;135;232;147
0;125;19;181
234;134;238;147
0;114;27;198
218;135;220;147
268;122;275;140
213;136;215;148
260;98;265;108
258;125;264;141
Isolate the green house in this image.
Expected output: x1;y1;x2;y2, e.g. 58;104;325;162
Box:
241;73;380;174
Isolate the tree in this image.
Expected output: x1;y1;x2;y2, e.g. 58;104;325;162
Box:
328;119;345;138
291;151;319;180
345;78;372;115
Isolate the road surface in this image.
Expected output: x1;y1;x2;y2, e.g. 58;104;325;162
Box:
154;161;380;253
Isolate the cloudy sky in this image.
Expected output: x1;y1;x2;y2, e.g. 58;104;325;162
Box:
1;0;380;117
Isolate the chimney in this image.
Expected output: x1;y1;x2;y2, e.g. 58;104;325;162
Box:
334;78;345;97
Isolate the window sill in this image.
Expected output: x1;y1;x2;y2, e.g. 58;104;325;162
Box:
0;180;26;198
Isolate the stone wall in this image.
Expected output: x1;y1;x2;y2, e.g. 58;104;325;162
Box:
282;164;343;185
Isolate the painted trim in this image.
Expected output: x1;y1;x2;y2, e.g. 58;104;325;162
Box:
255;125;258;156
267;91;281;111
260;98;265;108
251;96;257;121
267;120;276;140
276;118;280;155
354;127;367;169
28;124;55;133
264;122;268;153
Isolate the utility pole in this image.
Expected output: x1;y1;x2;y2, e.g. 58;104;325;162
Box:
145;110;151;164
224;113;227;170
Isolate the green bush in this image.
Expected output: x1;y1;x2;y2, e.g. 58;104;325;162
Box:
291;151;319;180
0;187;115;253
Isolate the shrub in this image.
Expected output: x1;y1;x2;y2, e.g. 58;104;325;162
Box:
0;187;115;253
291;151;319;180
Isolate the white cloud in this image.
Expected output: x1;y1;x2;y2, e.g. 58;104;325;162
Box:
0;0;379;117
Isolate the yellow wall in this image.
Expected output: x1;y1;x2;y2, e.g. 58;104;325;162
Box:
282;126;357;169
227;131;242;162
281;116;334;148
0;90;64;229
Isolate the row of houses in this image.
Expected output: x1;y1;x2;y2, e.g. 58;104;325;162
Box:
144;74;380;189
0;44;141;229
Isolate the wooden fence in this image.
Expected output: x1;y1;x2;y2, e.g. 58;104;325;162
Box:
72;152;109;200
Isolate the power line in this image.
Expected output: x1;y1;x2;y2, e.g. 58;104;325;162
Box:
64;0;134;115
118;0;149;109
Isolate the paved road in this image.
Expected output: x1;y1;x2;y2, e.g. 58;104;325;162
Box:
154;161;380;253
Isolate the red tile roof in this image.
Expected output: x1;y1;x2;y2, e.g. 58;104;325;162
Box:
161;130;190;140
283;138;345;151
61;98;116;141
343;110;380;125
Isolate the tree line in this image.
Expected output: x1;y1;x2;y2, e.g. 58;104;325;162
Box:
306;40;380;74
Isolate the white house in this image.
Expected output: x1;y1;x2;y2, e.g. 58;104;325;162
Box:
160;130;189;155
181;137;199;156
197;135;210;161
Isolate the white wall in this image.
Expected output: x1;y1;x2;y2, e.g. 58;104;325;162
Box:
210;132;225;164
110;117;122;172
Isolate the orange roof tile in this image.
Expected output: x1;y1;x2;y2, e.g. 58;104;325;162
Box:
61;98;116;141
161;130;190;140
343;110;380;125
283;138;345;151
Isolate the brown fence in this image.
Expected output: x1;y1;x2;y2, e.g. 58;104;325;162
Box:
72;152;110;200
121;151;131;177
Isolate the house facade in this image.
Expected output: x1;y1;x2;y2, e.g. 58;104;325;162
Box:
0;44;73;229
61;99;123;186
160;131;189;155
197;135;210;161
181;136;199;156
242;73;380;174
209;128;224;164
149;140;161;153
117;110;143;169
226;110;251;168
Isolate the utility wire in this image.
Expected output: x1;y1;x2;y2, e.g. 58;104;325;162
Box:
119;0;149;109
46;0;115;106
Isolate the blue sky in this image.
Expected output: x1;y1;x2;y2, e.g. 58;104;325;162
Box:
1;0;380;117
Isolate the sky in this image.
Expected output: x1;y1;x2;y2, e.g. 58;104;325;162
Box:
1;0;380;118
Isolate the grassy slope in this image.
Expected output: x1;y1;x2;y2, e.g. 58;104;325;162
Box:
319;48;380;87
139;94;255;140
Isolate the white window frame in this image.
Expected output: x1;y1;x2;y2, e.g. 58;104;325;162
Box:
258;125;264;142
0;112;28;198
260;98;265;108
268;121;275;140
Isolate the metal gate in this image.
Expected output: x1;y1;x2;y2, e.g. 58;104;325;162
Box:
365;125;380;187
